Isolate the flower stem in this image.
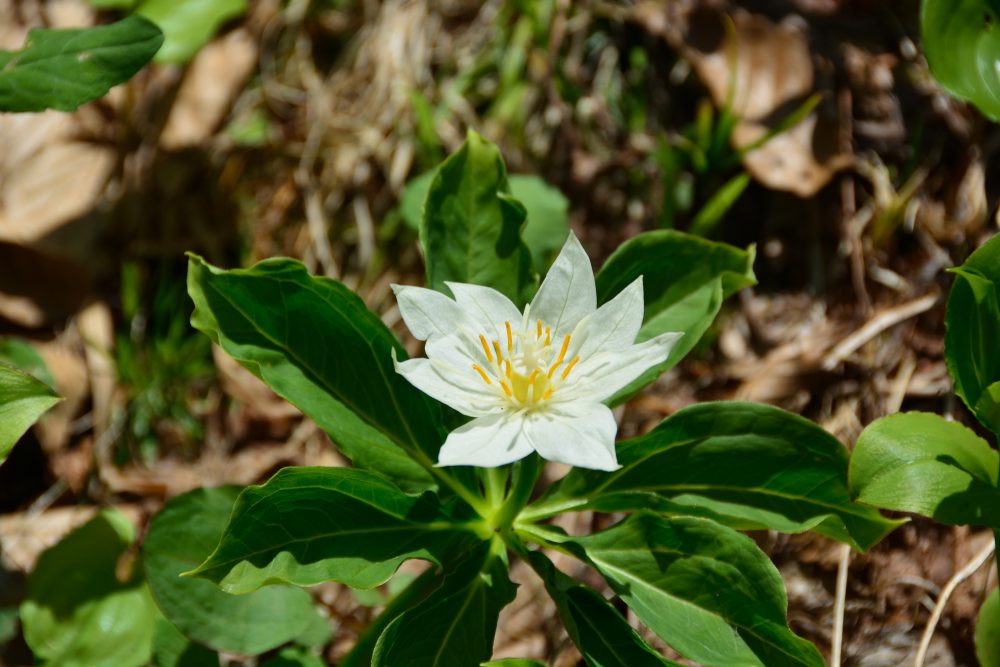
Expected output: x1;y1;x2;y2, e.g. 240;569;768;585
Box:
492;454;541;530
483;466;509;510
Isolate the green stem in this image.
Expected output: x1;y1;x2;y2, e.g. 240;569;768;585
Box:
339;567;440;667
493;454;542;530
517;496;589;524
483;466;509;511
411;449;489;517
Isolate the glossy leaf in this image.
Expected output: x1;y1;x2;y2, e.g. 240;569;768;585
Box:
0;15;162;112
189;467;481;594
569;512;825;667
151;618;218;667
138;0;245;64
20;510;157;667
849;412;1000;527
187;254;445;490
538;402;899;551
508;174;570;272
145;486;323;654
0;363;60;464
977;587;1000;667
594;231;755;402
420;131;536;306
372;543;516;667
922;0;1000;121
527;552;680;667
481;660;547;667
260;646;327;667
945;233;1000;433
0;339;53;386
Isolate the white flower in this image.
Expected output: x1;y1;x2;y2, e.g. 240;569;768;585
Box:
392;234;682;471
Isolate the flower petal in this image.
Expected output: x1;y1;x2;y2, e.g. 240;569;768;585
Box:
530;233;596;336
393;353;501;417
437;412;534;467
444;282;522;342
523;402;619;471
572;277;644;358
392;284;465;341
569;331;683;403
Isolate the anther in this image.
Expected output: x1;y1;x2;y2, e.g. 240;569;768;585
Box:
527;368;540;383
493;340;503;363
537;319;542;337
555;335;571;364
500;381;513;397
560;355;581;380
543;386;554;400
505;321;513;352
472;364;492;385
480;335;494;363
505;359;512;378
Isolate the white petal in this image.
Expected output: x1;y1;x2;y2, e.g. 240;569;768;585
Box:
444;282;522;342
393;353;501;417
573;277;644;358
437;413;534;467
392;284;465;341
530;233;596;336
523;402;619;471
569;331;683;403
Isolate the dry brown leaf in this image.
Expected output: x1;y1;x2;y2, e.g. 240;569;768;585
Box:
636;5;850;196
161;29;259;149
33;337;89;454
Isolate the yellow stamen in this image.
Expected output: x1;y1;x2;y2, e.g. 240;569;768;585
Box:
479;335;493;363
556;335;571;364
537;319;542;337
493;340;503;363
527;368;540;383
506;321;513;352
505;359;512;378
545;327;551;346
547;361;562;379
543;386;554;400
500;381;513;397
560;355;581;380
472;364;492;385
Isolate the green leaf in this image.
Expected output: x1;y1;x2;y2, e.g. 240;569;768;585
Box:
187;254;445;490
945;233;1000;433
137;0;245;64
527;552;681;667
372;542;516;667
481;660;547;667
568;512;825;667
261;646;327;667
0;15;162;112
20;510;157;667
0;339;54;386
849;412;1000;527
508;174;570;273
977;587;1000;667
152;618;218;667
189;467;482;594
420;131;536;306
537;402;899;551
0;363;61;464
594;231;755;402
688;172;751;237
145;486;324;654
922;0;1000;121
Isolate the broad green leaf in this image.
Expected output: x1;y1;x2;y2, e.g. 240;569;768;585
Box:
849;412;1000;527
481;660;547;667
569;512;825;667
189;467;482;594
508;174;570;272
145;486;324;654
20;510;157;667
138;0;245;64
0;16;162;112
594;231;755;402
527;552;680;667
187;254;444;490
977;588;1000;667
945;233;1000;432
0;363;61;464
372;542;516;667
420;131;536;306
922;0;1000;121
152;618;218;667
537;402;899;551
0;339;53;386
261;646;327;667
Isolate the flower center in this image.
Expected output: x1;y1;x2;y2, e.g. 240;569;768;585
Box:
470;319;581;408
